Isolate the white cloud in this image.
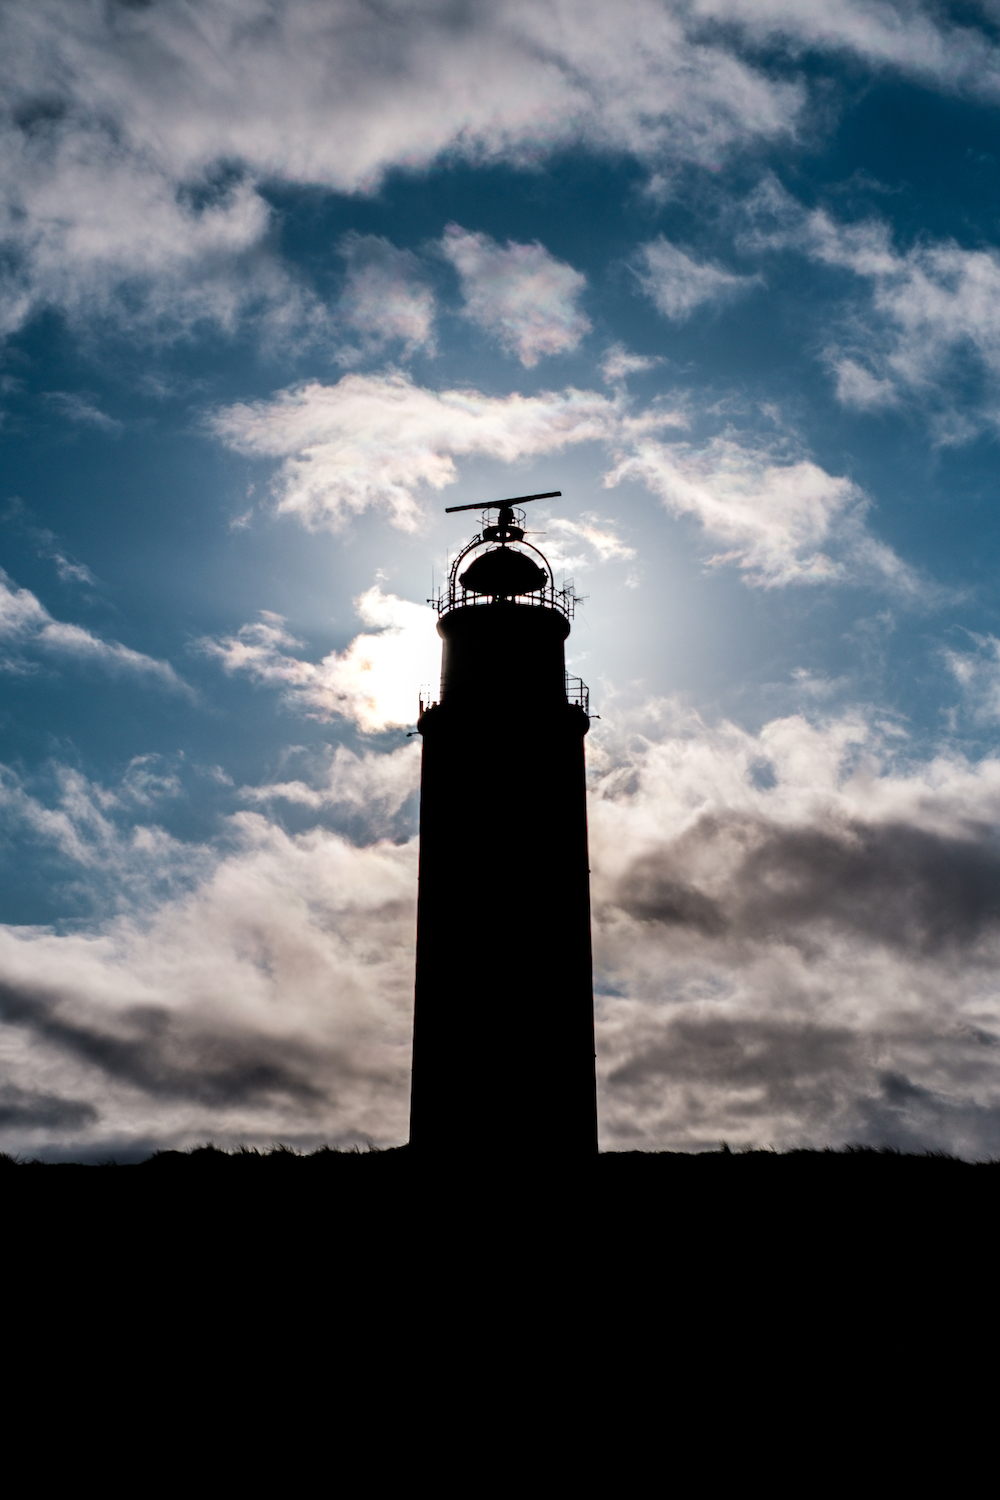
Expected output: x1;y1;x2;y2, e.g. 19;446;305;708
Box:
212;368;916;590
545;514;637;570
605;433;867;587
336;233;435;361
3;3;1000;342
0;128;318;341
634;237;760;320
53;555;98;586
810;219;1000;409
944;634;1000;723
695;0;1000;89
0;757;199;888
0;569;188;688
600;345;661;383
747;179;1000;431
209;372;619;531
827;356;898;411
441;224;591;365
242;742;421;833
0;0;798;341
8;702;1000;1156
197;588;441;733
0;800;418;1153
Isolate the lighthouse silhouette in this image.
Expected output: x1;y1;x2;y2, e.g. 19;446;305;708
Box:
409;491;598;1155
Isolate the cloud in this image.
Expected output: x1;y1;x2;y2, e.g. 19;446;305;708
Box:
209;372;618;531
545;514;637;569
241;742;421;836
0;569;188;688
944;634;1000;724
43;391;123;433
0;1;810;339
441;224;591;365
588;702;1000;1154
4;3;1000;343
2;504;100;586
211;369;916;590
336;233;435;361
0;127;319;342
746;178;1000;433
0;757;202;901
827;356;898;411
695;0;1000;90
0;804;419;1153
634;237;760;320
8;701;1000;1157
197;588;441;733
600;345;662;383
0;1083;97;1131
604;432;902;588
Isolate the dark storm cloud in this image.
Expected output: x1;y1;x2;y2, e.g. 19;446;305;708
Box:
593;782;1000;1154
0;979;349;1111
609;1012;860;1119
604;1008;1000;1155
616;813;1000;956
0;1082;97;1130
852;1069;1000;1156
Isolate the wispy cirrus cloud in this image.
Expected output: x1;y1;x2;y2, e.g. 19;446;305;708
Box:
0;570;189;689
633;237;760;320
43;391;123;434
544;514;637;573
695;0;1000;90
600;345;662;384
605;434;861;587
441;224;591;365
606;427;934;593
745;176;1000;435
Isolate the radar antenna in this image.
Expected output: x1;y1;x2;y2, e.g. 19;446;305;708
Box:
444;490;560;514
445;490;560;545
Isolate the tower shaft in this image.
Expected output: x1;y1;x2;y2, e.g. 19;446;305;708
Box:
410;602;598;1155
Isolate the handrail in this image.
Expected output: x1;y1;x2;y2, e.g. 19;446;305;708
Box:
429;532;584;622
418;671;590;718
565;672;590;715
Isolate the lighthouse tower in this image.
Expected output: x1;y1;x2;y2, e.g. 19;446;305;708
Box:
409;492;598;1156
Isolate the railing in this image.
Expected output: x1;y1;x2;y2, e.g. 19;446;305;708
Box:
418;673;591;718
565;672;590;715
429;527;586;623
429;576;582;621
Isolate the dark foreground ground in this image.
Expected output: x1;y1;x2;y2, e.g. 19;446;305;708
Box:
5;1145;998;1364
6;1139;997;1186
5;1142;997;1240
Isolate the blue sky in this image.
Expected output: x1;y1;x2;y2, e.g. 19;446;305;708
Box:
6;1;1000;1157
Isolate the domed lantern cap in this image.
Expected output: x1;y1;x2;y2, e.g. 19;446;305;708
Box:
459;547;548;597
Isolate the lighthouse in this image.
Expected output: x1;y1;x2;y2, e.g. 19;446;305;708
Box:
409;492;598;1155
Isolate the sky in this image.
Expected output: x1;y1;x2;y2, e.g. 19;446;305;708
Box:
6;2;1000;1159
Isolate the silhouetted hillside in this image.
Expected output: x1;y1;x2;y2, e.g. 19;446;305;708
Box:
4;1140;997;1216
4;1139;997;1176
5;1144;996;1315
